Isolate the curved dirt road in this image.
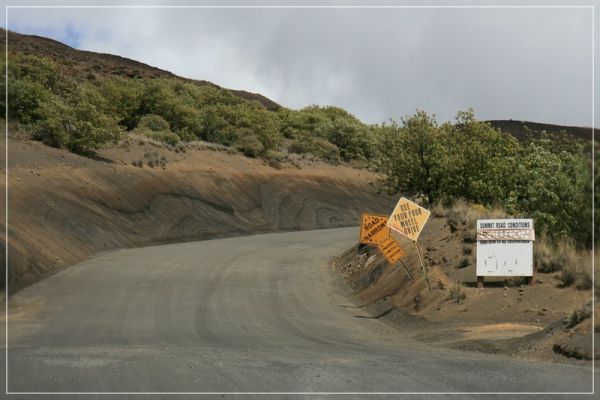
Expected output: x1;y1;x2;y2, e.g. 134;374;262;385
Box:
3;228;595;397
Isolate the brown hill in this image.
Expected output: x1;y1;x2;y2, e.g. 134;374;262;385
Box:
486;120;598;142
1;29;280;110
2;126;394;293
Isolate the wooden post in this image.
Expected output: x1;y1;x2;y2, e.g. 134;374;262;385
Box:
527;275;535;286
414;241;431;292
477;276;484;289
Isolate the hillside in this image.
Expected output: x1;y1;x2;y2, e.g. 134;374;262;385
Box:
2;29;595;295
2;129;394;292
332;207;597;363
1;29;280;110
3;29;596;146
487;120;598;142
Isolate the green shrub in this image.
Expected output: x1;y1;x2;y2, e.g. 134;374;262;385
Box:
33;86;122;153
288;139;309;154
279;105;374;161
377;109;591;245
288;135;340;163
132;115;180;145
264;149;284;167
97;77;144;129
235;133;264;157
137;114;171;132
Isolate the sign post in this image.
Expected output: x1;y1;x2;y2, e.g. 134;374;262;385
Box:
413;240;430;292
377;236;412;280
387;197;431;291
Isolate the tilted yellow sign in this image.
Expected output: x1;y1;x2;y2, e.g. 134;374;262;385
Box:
377;236;405;264
359;213;390;245
387;197;431;241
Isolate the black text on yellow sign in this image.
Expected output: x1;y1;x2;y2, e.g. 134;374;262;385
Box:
359;213;391;245
387;197;431;241
377;236;405;265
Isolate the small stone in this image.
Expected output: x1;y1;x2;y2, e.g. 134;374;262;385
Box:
503;293;508;297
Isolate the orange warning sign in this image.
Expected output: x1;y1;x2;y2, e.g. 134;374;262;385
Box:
377;236;405;264
387;197;431;241
359;213;390;245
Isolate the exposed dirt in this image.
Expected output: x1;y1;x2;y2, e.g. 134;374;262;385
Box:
332;213;597;364
2;134;394;292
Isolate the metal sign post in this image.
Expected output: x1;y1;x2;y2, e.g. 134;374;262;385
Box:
387;197;432;292
413;240;431;292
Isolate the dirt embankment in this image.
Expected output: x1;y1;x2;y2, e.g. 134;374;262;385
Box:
332;213;597;363
2;136;394;292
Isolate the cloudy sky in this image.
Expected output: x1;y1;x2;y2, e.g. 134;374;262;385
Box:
3;1;597;127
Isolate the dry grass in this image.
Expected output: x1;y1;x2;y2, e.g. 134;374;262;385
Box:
534;236;560;273
566;302;592;328
440;200;594;292
7;120;31;140
575;250;593;290
124;133;170;149
533;237;592;289
448;283;466;303
445;199;509;229
431;202;448;218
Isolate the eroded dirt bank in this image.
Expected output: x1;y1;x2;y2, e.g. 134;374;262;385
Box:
3;136;394;292
331;214;597;364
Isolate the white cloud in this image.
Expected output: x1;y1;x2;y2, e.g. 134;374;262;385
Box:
5;4;596;126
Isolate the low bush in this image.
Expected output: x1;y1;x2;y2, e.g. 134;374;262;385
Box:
566;302;592;328
141;130;180;146
133;115;180;145
264;149;284;168
448;283;466;303
235;134;264;158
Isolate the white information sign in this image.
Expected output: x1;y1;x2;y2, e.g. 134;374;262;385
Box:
476;219;535;277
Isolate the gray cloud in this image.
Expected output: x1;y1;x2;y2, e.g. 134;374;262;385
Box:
4;4;596;127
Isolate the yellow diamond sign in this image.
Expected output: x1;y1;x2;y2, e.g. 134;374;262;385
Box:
359;213;390;245
387;197;431;241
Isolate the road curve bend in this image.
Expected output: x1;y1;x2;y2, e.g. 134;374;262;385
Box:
3;228;595;397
